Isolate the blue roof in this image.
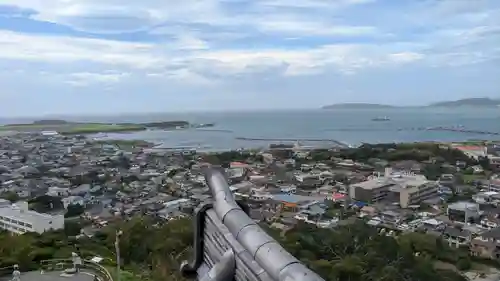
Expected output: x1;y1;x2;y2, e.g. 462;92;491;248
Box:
352;201;368;207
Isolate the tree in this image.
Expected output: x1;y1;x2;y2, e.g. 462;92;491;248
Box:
423;163;443;180
0;191;19;202
29;195;63;213
65;204;85;218
64;221;83;236
478;156;491;171
0;215;471;281
463;167;474;175
274;221;468;281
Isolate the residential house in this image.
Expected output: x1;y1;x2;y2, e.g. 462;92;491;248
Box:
447;201;481;223
478;216;500;230
47;186;70;197
442;226;474;248
380;210;404;225
470;227;500;259
62;196;85;209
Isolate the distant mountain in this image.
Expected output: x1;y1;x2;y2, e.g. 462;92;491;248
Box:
321;103;396;109
428;98;500;107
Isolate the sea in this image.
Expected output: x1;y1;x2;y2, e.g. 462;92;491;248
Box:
2;108;500;151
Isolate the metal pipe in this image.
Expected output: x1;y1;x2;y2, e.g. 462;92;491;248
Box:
205;169;324;281
115;230;122;281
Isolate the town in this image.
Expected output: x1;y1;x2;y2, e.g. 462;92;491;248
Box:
2;132;500;281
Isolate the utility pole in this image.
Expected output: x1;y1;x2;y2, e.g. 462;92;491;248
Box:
115;230;123;281
342;179;351;220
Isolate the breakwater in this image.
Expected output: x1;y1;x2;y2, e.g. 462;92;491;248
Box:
235;137;349;148
426;127;500;135
325;126;500;135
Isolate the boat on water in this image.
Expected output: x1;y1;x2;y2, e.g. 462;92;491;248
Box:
371;116;390;121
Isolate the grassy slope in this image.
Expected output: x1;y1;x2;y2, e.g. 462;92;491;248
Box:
0;120;190;134
0;123;146;134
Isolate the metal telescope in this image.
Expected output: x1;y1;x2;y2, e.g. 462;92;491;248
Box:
181;168;325;281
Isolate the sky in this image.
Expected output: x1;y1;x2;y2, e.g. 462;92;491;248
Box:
0;0;499;116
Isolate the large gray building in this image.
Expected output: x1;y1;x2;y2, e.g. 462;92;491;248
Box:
0;200;64;234
350;168;438;208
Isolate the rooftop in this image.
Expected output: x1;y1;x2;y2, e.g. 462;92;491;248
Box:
352;178;396;190
0;201;57;222
453;145;485;151
271;194;323;205
353;173;430;191
448;201;480;211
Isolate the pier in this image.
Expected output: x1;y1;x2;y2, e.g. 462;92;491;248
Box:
235;137;349;148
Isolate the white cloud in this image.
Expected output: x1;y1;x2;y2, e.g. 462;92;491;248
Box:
0;0;378;35
388;52;425;64
254;18;378;36
259;0;375;9
0;29;429;78
0;0;226;33
0;0;499;116
173;35;210;50
0;30;161;68
66;72;130;86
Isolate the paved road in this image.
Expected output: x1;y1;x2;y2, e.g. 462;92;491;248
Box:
0;271;94;281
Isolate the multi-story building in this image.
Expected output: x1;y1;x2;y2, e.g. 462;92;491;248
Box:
350;168;438;208
349;178;394;203
0;200;64;234
392;178;438;208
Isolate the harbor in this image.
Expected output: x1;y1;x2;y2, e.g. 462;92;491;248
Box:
79;109;500;152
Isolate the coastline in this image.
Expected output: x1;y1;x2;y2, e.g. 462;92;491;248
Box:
91;133;496;154
2;109;500;152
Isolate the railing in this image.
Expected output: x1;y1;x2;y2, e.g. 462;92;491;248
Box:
0;266;14;277
39;259;114;281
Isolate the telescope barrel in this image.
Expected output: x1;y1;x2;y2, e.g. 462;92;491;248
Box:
203;169;324;281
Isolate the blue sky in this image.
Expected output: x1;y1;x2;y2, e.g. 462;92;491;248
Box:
0;0;499;116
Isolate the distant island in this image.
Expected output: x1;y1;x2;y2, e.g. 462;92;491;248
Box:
322;98;500;109
428;98;500;108
322;103;396;109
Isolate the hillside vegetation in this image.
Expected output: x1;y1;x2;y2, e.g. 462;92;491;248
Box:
0;218;470;281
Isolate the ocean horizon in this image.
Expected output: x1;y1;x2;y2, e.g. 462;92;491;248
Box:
2;108;500;151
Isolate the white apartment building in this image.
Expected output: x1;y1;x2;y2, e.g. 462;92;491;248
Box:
0;200;64;234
